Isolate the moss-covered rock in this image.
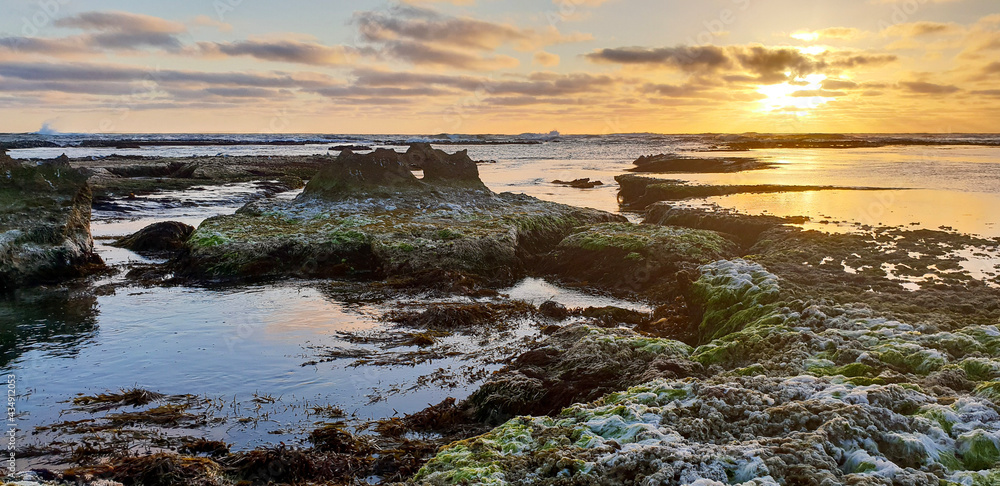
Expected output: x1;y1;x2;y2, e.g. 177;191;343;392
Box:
0;156;103;290
418;377;999;485
177;147;624;283
463;324;697;424
544;222;737;298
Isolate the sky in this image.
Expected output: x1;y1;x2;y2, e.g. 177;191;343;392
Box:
0;0;998;134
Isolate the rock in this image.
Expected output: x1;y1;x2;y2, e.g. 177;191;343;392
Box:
644;203;789;248
538;300;569;320
330;145;373;152
615;174;885;210
551;178;604;189
543;222;738;298
178;147;624;284
462;323;697;423
628;153;771;173
302;148;424;199
0;148;18;170
113;221;195;254
404;143;484;187
0;159;103;291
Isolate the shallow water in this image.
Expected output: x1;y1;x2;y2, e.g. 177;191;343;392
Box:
7;179;647;468
6;133;1000;468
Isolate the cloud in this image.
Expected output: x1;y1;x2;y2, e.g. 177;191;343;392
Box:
881;21;962;37
899;81;961;94
354;5;590;52
195;40;366;66
54;11;187;34
821;78;859;90
0;11;189;54
534;51;560;67
381;39;520;70
350;68;616;97
585;45;730;71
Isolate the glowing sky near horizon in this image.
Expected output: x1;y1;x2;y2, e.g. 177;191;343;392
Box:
0;0;998;134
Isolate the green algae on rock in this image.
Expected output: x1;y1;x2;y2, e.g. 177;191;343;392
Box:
177;146;623;283
417;376;1000;485
544;222;737;298
464;324;698;425
0;153;103;291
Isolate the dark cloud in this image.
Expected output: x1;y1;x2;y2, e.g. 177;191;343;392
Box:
585;46;730;71
971;89;1000;97
899;81;961;94
354;5;586;52
196;40;366;66
731;46;818;82
826;53;897;68
586;44;897;84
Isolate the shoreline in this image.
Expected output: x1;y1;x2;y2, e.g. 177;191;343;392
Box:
5;148;1000;485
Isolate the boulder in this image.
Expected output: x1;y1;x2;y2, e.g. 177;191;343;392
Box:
0;158;103;291
113;221;195;254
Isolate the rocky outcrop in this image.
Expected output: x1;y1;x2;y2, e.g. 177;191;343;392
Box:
417;259;1000;485
616;174;887;210
628;153;771;173
0;154;103;291
113;221;195;255
543;222;737;298
551;178;604;189
303;144;488;200
178;146;624;284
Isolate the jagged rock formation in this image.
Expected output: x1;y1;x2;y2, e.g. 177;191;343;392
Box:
0;153;103;291
178;146;623;283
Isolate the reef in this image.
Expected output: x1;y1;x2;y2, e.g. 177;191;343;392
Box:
616;174;887;210
552;178;605;189
628;154;772;173
709;133;1000;151
0;152;103;291
175;145;624;284
66;154;320;200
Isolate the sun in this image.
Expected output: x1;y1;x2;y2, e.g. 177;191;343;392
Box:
757;73;835;116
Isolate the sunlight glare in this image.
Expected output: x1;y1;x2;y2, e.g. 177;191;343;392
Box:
757;74;831;116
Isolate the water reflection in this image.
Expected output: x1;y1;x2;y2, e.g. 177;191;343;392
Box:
0;289;99;367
